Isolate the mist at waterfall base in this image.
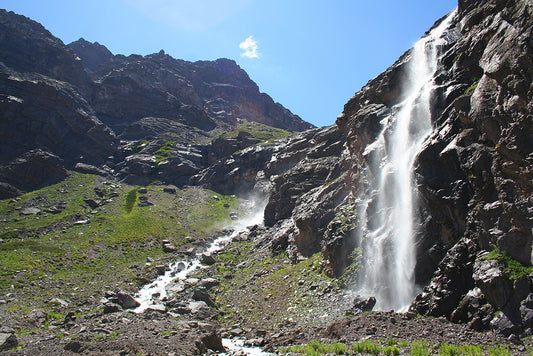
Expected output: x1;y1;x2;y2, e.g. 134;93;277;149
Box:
134;199;265;313
352;11;457;312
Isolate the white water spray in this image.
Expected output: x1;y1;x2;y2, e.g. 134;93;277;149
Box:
134;204;264;313
356;12;456;311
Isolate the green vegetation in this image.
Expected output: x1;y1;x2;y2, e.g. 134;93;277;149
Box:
411;339;431;356
124;187;138;213
281;340;347;355
384;345;400;355
438;342;483;355
218;119;291;143
279;338;516;356
481;248;533;280
352;340;382;354
154;140;177;164
464;78;480;95
487;345;510;356
0;173;244;314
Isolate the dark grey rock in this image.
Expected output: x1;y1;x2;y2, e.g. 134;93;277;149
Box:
116;291;140;309
0;333;17;351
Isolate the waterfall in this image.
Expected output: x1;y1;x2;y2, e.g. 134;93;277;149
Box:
355;11;456;311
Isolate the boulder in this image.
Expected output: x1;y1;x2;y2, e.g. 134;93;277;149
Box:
473;259;513;310
0;333;17;351
115;291;140;309
200;253;216;266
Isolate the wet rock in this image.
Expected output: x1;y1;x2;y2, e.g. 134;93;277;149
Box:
349;296;376;313
155;265;167;275
192;287;216;307
115;291;140;309
200;331;225;352
200;253;216;266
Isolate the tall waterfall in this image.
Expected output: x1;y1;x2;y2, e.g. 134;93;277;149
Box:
356;12;456;311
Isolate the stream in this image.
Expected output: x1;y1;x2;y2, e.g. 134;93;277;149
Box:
133;205;271;355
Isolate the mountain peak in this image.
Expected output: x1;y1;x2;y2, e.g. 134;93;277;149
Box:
68;38;114;72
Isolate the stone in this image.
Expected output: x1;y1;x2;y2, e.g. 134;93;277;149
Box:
146;304;167;313
162;243;177;253
49;297;69;308
74;163;107;176
473;259;513;310
83;198;100;209
27;308;48;326
0;333;17;351
199;278;219;290
163;186;177;194
200;253;216;266
103;302;122;314
64;340;82;353
116;291;140;309
20;207;41;215
192;287;216;307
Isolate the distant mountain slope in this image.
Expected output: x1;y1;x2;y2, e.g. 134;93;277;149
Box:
0;9;314;196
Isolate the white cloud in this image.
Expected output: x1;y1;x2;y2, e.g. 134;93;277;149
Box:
239;36;259;58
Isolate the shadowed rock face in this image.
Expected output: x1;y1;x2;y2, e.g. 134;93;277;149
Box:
336;0;533;336
68;38;113;73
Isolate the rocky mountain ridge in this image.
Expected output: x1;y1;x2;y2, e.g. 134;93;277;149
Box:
0;8;313;198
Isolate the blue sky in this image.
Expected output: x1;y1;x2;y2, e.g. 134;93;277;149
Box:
2;0;457;127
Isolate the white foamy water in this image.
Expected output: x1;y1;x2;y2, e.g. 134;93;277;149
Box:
134;205;264;313
355;11;456;311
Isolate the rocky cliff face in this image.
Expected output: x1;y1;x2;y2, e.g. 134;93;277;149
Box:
337;0;533;337
70;42;313;137
0;9;313;196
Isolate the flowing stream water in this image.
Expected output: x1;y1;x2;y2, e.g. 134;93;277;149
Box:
355;11;456;311
133;204;272;354
134;206;264;313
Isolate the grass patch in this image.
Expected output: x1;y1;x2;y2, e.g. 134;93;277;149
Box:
0;174;244;315
154;140;177;164
281;341;347;355
481;248;533;280
218;119;291;143
352;340;382;354
124;187;138;214
411;339;431;356
464;78;480;95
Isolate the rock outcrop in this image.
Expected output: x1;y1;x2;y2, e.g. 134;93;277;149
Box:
337;0;533;337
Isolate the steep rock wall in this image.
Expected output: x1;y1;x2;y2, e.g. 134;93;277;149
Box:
336;0;533;335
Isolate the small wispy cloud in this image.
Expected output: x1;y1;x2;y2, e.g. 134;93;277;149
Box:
239;36;259;58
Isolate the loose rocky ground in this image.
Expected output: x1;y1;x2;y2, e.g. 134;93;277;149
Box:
0;173;531;355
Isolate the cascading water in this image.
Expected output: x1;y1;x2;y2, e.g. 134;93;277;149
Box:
134;204;265;313
355;11;456;311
